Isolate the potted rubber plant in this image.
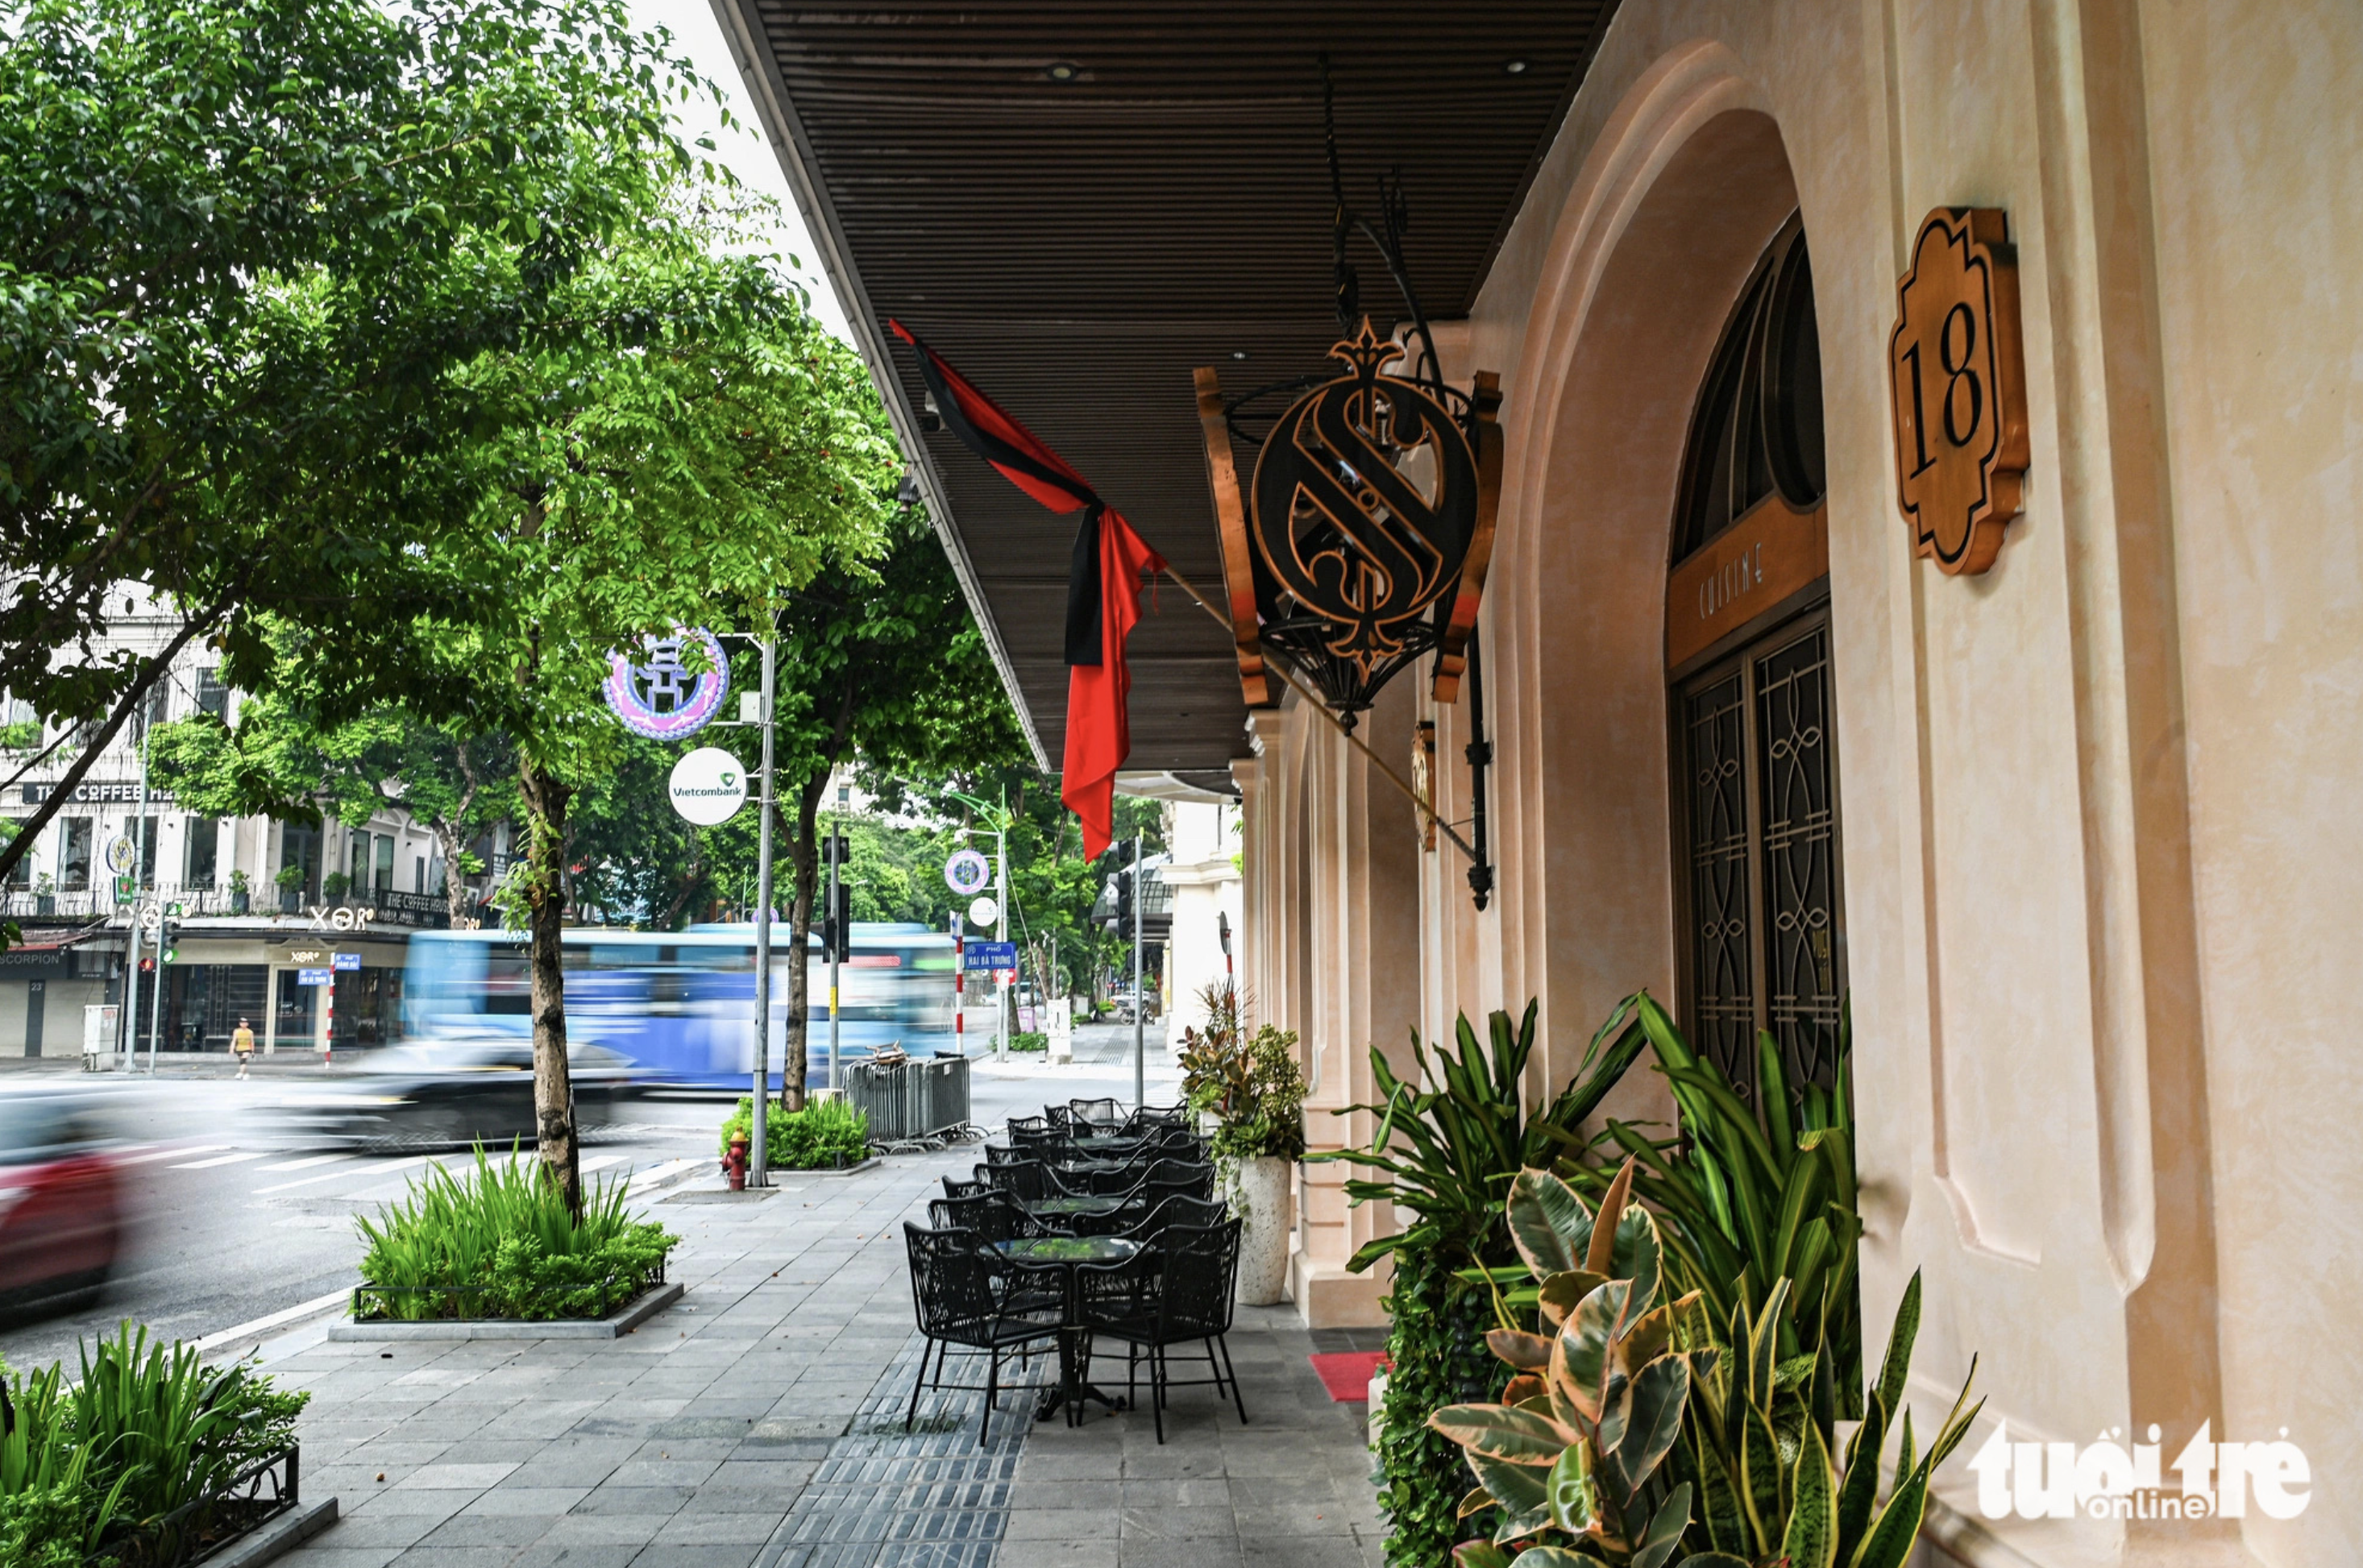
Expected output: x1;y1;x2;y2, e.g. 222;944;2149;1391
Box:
228;868;251;915
35;869;56;916
1180;985;1306;1305
274;863;303;913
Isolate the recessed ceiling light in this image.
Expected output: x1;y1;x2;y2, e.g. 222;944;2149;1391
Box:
1230;350;1250;360
1504;59;1529;75
1046;60;1081;82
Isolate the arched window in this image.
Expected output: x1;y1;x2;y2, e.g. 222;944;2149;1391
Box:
1667;214;1845;1102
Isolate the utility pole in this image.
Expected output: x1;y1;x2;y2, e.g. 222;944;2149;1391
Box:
1132;832;1144;1110
952;911;966;1056
995;815;1009;1061
748;636;775;1186
118;706;152;1072
825;826;843;1077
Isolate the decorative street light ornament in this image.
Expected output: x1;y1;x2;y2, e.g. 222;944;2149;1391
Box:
603;629;729;740
1199;319;1501;725
943;848;991;897
667;747;747;826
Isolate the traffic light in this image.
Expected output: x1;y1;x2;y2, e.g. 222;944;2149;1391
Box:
818;832;851;962
160;903;182;965
1113;866;1134;929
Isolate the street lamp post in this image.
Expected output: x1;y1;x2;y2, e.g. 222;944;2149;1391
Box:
1132;832;1144;1111
747;636;775;1186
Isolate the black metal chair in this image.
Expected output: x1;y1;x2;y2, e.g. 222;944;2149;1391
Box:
1135;1159;1216;1201
1122;1104;1191;1134
1069;1097;1124;1131
942;1175;988;1201
1007;1114;1051;1137
929;1191;1048;1245
903;1223;1063;1447
981;1142;1026;1168
1045;1104;1083;1135
981;1158;1053;1203
1078;1219;1248;1442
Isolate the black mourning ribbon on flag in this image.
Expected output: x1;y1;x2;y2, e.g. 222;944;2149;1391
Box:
898;326;1107;669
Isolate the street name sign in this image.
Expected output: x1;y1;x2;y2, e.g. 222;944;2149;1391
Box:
962;941;1018;972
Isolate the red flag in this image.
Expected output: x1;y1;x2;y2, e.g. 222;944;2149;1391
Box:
889;321;1165;857
1063;511;1164;861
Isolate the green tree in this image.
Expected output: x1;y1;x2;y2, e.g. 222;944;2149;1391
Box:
761;512;1028;1110
149;678;517;927
0;0;719;890
388;234;895;1210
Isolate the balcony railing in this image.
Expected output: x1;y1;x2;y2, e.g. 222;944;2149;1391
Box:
0;881;460;928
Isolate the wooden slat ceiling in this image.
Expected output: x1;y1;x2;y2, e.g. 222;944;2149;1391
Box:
725;1;1622;790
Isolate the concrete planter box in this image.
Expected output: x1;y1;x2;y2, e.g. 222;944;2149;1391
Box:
204;1496;338;1568
329;1280;683;1342
1222;1155;1294;1306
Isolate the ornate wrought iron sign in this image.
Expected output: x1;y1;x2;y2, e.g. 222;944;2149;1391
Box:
1199;320;1501;725
603;629;729;740
1889;208;2029;575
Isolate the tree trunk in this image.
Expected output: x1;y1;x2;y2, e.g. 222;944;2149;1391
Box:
779;769;824;1114
517;757;579;1217
434;819;475;927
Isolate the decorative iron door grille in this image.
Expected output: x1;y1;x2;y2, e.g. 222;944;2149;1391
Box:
1674;610;1846;1102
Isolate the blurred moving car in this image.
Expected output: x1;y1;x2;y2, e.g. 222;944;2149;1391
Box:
262;1032;637;1151
0;1086;126;1314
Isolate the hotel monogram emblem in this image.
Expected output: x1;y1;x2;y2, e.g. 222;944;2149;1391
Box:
1890;208;2029;575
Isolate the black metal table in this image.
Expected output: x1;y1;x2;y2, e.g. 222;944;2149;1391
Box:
1022;1196;1128;1226
995;1235;1139;1425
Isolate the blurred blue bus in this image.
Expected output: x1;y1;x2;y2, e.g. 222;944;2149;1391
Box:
401;923;958;1090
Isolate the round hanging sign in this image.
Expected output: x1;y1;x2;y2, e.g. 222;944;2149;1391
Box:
604;629;729;741
966;896;1000;929
943;848;990;897
667;747;747;826
104;835;137;876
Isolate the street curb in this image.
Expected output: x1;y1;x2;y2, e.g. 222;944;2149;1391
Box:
326;1281;685;1342
812;1157;883;1178
205;1496;338;1568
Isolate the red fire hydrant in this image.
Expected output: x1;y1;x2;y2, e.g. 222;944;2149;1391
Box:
724;1135;749;1192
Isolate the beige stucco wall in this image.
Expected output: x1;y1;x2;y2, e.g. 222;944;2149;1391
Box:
1237;2;2361;1565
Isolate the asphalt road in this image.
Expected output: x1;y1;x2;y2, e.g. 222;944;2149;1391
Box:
0;1024;1185;1375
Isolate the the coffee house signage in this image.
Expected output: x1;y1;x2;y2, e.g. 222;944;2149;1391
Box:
20;781;175;806
1889;207;2029;575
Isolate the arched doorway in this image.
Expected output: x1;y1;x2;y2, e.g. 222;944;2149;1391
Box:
1663;214;1845;1101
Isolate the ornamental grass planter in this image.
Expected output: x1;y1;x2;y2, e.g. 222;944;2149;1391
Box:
98;1442;329;1568
330;1263;680;1341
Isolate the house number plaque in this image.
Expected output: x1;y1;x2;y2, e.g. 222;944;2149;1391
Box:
1889;208;2029;575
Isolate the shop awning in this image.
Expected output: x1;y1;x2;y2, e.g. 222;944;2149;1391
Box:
716;1;1621;784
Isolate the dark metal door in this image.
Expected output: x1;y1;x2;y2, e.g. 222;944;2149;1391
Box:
1674;608;1845;1101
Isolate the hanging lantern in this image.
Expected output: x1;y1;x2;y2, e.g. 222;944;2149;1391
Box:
1198;320;1501;725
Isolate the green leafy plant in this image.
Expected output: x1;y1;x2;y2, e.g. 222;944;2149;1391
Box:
1442;1158;1980;1568
272;865;302;894
2;1325;308;1566
1181;989;1308;1163
226;869;249;896
1551;993;1864;1416
1377;1242;1517;1568
720;1095;870;1170
1008;1031;1049;1053
1312;1000;1648;1568
355;1147;677;1320
321;870;351;902
1314;998;1649;1275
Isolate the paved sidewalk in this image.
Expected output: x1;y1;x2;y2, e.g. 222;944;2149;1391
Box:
270;1139;1385;1568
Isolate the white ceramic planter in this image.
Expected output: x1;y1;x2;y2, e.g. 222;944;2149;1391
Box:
1223;1154;1294;1306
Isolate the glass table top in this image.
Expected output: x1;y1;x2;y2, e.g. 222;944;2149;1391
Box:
994;1235;1140;1263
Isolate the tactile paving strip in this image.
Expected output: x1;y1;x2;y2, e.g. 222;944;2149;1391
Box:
756;1333;1048;1568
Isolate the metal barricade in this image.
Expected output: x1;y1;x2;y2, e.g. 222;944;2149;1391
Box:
837;1054;972;1146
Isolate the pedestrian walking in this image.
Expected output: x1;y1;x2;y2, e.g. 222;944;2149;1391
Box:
231;1017;255;1078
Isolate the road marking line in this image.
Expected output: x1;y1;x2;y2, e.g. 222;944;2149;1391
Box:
171;1151;272;1170
192;1288;353;1353
258;1153;351;1172
118;1144;227;1166
254;1155;427;1194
